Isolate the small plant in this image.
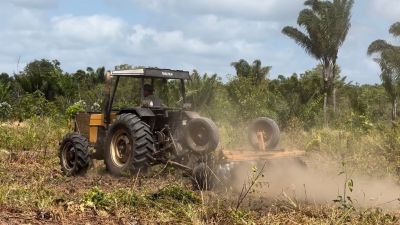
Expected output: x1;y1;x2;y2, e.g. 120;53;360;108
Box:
333;161;355;210
229;209;255;225
149;184;200;204
305;132;321;151
235;162;266;210
111;188;139;207
82;187;111;210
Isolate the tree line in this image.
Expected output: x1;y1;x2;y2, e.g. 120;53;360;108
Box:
0;0;398;131
0;57;390;131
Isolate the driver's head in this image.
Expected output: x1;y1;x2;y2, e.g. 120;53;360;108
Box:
143;84;154;97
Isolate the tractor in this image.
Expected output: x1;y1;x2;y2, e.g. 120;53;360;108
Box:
59;68;219;187
59;67;305;190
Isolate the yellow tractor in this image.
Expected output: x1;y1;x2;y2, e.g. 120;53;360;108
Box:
59;68;219;185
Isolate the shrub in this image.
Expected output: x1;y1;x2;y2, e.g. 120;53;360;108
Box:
13;91;58;120
0;102;12;121
66;100;86;119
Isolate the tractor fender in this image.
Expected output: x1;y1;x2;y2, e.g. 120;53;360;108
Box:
183;111;201;120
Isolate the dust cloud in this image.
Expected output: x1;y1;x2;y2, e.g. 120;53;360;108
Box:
229;155;400;209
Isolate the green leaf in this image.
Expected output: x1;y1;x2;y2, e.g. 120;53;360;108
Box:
347;179;354;192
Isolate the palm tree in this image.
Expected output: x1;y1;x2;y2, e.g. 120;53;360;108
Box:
251;60;272;80
231;59;251;78
282;0;354;126
380;61;399;121
231;59;271;81
368;22;400;121
186;70;219;111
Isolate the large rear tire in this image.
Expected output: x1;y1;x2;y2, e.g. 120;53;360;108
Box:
248;117;280;150
184;117;219;156
59;133;91;176
105;114;155;176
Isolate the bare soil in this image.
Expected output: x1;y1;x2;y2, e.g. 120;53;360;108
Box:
0;152;195;225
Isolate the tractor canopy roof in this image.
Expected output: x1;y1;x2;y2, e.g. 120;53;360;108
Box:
111;68;190;80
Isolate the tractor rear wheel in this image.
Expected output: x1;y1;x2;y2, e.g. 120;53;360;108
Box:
248;117;280;150
184;117;219;155
105;113;155;176
59;133;91;176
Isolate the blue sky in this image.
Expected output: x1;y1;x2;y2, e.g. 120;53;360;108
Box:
0;0;399;84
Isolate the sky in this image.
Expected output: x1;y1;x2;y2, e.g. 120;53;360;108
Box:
0;0;399;84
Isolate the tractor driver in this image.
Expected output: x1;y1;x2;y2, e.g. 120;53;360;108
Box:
143;84;163;107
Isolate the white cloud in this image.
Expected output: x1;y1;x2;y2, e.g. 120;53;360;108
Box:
52;15;127;45
9;8;46;30
126;25;253;56
12;0;56;9
130;0;303;21
0;11;262;74
179;15;280;42
47;15;254;58
370;0;400;20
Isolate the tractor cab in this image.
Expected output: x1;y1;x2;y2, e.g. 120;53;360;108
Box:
109;68;190;108
104;68;195;134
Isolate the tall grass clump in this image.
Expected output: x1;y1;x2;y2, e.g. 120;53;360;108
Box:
0;116;67;157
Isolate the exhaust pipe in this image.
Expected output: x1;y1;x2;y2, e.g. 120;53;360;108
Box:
103;71;112;124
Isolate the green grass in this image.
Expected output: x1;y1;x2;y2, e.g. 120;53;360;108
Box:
0;116;66;155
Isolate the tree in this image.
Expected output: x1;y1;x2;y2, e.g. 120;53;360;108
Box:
282;0;354;126
228;59;281;122
231;59;272;81
0;73;12;84
0;73;12;103
380;61;400;121
368;22;400;121
0;83;11;103
231;59;251;78
186;70;219;111
114;64;134;71
269;67;323;127
15;59;63;100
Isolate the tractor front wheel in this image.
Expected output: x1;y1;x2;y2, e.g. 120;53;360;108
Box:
59;133;91;176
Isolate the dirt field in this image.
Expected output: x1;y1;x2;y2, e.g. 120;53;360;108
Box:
0;153;200;225
0;149;399;225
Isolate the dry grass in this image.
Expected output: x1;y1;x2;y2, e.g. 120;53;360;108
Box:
0;118;399;224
